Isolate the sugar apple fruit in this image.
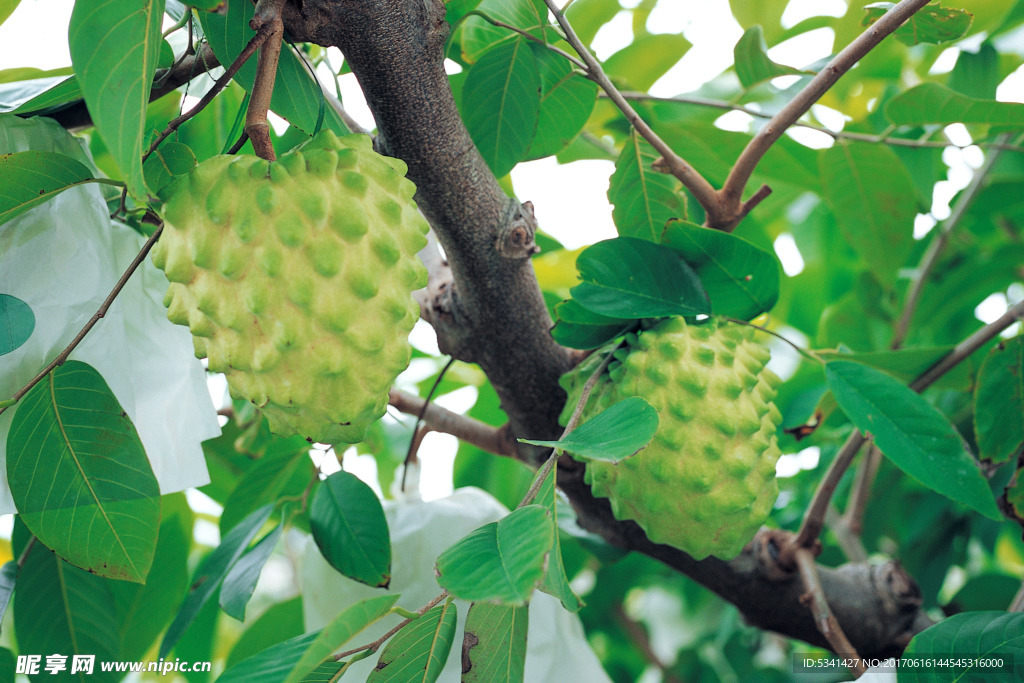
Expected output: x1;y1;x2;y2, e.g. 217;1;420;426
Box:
560;317;782;559
151;131;428;444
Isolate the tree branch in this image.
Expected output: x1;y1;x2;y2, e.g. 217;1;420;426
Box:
539;0;722;221
891;134;1011;348
615;93;1024;155
284;0;934;659
52;43;220;131
284;0;574;463
720;0;933;226
388;389;517;458
795;547;865;675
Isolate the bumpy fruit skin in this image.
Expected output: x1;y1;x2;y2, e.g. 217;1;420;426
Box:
560;317;782;559
151;131;428;444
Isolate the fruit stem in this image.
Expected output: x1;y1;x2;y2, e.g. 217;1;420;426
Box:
144;30;272;163
246;0;288;161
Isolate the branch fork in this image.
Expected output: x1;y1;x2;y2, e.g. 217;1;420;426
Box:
546;0;933;231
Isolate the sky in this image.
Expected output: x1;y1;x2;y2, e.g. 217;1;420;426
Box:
0;0;1020;498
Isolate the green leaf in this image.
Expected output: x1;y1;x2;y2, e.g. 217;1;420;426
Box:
661;220;780;320
0;151;96;226
143;141;197;199
199;3;349;137
733;26;811;89
110;494;193;660
570;237;710;319
608;129;686;242
550;299;636;350
900;611;1023;681
219;436;311;534
217;630;322;683
461;603;528;683
0;293;33;355
226;597;305;668
520;397;659;464
220;523;283;620
525;45;598;160
825;361;1003;520
7;361;159;583
435;505;554;605
462;38;541;178
564;0;620;45
0;1;21;27
863;2;973;45
949;42;1000;99
0;648;13;683
9;75;82;114
819;144;919;287
367;601;458;683
282;594;400;683
0;66;73;84
459;0;548;63
603;33;690;91
14;520;120;683
532;467;582;612
310;470;392;588
729;0;787;42
886;82;1024;128
816;346;972;391
69;0;164;199
974;336;1024;464
160;504;274;657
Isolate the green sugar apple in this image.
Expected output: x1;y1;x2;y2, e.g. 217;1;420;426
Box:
151;131;428;444
560;317;782;559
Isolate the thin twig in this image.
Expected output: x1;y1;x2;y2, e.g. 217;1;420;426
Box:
842;444;881;538
541;0;721;219
910;298;1024;393
16;536;37;568
825;505;868;562
720;0;934;228
614;606;686;683
786;432;870;564
469;11;586;70
1010;580;1024;612
615;92;1024;155
0;227;164;417
333;593;449;661
795;548;866;675
226;131;249;155
388;389;516;457
518;340;622;508
724;317;823;364
891;134;1012;348
401;358;456;491
144;30;272;162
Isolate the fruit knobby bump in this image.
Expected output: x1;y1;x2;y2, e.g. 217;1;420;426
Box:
151;131;429;444
559;317;782;559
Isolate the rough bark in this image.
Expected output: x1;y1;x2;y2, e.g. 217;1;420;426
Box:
282;0;931;659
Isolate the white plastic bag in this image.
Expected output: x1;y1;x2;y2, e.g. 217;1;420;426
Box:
0;113;219;513
300;486;613;683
